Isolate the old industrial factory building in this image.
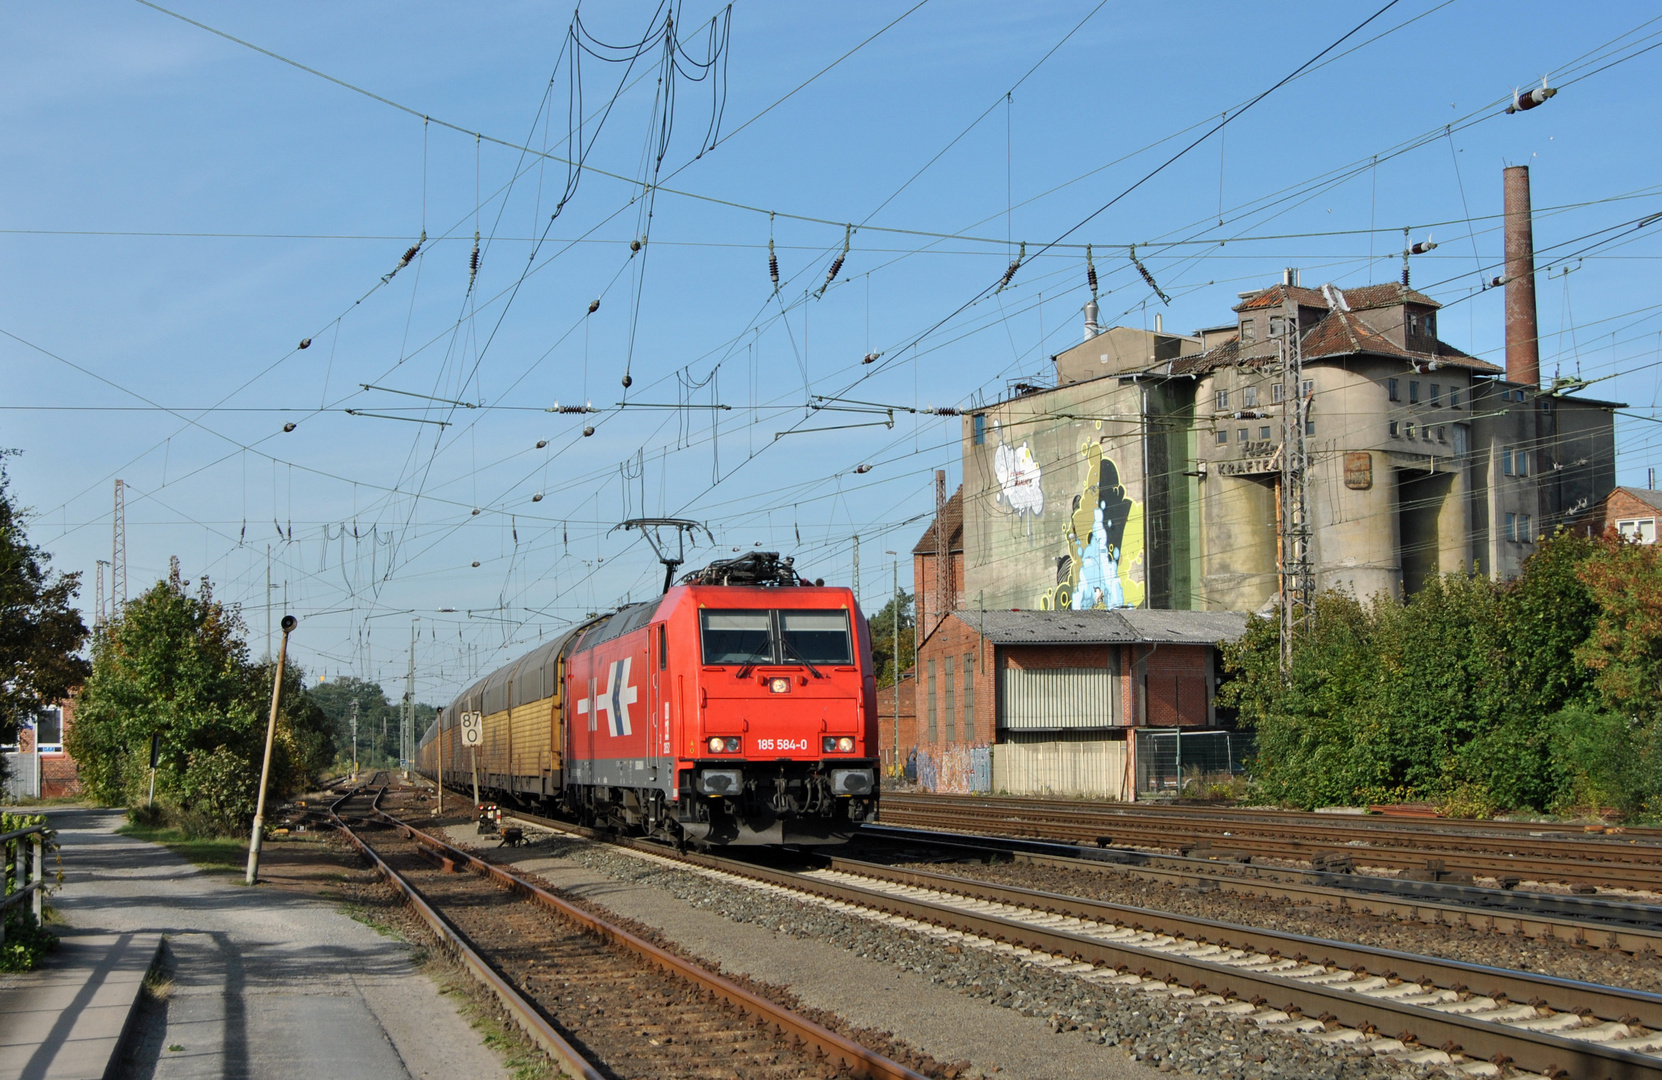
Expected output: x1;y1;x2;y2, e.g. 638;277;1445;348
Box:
891;166;1622;800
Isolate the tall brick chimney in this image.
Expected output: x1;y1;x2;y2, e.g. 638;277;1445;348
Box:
1503;165;1540;387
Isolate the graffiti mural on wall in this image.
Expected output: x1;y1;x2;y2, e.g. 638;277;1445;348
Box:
1038;439;1144;610
991;421;1044;521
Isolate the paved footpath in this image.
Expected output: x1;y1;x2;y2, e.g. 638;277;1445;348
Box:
1;808;507;1080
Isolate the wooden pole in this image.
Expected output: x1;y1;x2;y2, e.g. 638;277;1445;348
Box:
246;615;296;885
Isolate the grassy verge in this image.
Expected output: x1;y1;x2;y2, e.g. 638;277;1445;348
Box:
115;823;248;876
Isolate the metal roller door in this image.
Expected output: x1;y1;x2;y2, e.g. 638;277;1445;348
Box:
1000;667;1115;730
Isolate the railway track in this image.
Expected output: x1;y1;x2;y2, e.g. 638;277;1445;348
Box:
856;823;1662;957
481;806;1662;1080
879;793;1662;892
327;783;931;1080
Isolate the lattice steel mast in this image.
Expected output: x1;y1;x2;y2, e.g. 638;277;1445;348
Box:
1278;307;1313;671
111;479;127;614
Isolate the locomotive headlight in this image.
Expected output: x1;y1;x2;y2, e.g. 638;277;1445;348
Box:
769;677;791;694
708;737;724;753
837;736;855;753
724;736;742;752
707;736;741;753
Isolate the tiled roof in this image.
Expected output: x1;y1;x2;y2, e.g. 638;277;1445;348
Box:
1235;284;1332;312
912;485;964;555
950;608;1248;645
1610;487;1662;513
1341;283;1441;311
1167;301;1500;377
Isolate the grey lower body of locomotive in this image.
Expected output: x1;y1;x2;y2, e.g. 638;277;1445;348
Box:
568;756;879;846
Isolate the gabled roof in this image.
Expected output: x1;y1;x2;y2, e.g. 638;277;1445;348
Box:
1168;280;1499;378
1234;284;1331;312
912;485;964;555
950;608;1248;645
1608;487;1662;514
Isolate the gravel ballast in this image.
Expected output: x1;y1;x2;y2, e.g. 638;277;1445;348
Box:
463;822;1462;1080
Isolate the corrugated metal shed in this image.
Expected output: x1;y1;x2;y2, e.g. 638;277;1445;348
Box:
951;608;1247;646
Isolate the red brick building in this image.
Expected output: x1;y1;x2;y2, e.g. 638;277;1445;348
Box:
1578;486;1662;543
894;496;1249;798
5;699;81;799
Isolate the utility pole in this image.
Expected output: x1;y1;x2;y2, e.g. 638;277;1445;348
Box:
265;545;273;661
111;480;126;613
349;699;359;780
1278;300;1313;672
246;615;296;885
403;618;417;778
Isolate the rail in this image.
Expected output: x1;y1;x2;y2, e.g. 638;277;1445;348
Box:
366;795;928;1080
327;785;606;1080
495;806;1662;1079
1;823;50;945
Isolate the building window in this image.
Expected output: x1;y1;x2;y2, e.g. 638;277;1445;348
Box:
1450;386;1461;409
1453;424;1469;455
34;707;63;752
1242;385;1258;408
1409;381;1420;404
1505;512;1517;542
1272;383;1284;403
1269;315;1285;338
924;654;937;741
1240;319;1257;342
1618;519;1658;544
973;413;985;445
1437;426;1447;444
943;656;956;744
1389;420;1400;438
1215;389;1229;411
1515;449;1529;477
963;653;975;739
1502;447;1514;476
1425;312;1436;336
1520;513;1533;542
1306;419;1316;436
1215;428;1228;445
1430;384;1441;406
1237;428;1249;444
1421;425;1432;442
1301;379;1314;399
1259;425;1272;440
1388;377;1400;402
1405;422;1416;439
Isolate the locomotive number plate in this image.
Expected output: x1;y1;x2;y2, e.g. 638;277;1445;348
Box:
755;738;808;751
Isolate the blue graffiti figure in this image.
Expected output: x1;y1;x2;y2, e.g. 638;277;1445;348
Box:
1071;506;1124;609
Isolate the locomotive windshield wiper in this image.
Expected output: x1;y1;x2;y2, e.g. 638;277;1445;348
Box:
780;637;823;679
735;642;773;679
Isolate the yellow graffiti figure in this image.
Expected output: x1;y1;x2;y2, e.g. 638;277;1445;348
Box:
1038;440;1144;609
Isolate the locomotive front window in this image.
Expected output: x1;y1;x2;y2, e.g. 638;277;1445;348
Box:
780;611;852;665
701;611;773;664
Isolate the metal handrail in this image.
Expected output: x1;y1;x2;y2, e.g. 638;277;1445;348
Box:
1;823;50;943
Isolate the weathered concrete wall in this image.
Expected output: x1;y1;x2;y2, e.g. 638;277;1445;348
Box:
962;378;1149;613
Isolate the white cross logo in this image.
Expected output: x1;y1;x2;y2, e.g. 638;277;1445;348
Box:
599;658;636;737
577;676;599;732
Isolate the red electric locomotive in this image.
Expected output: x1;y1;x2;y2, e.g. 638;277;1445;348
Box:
420;552;879;845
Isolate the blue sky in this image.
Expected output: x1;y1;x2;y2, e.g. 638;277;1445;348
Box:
5;1;1660;702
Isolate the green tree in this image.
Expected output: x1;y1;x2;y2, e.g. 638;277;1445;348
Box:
307;676;432;769
867;589;915;690
0;456;89;747
66;565;332;832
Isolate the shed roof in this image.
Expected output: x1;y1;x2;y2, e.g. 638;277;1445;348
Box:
950;608;1248;646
